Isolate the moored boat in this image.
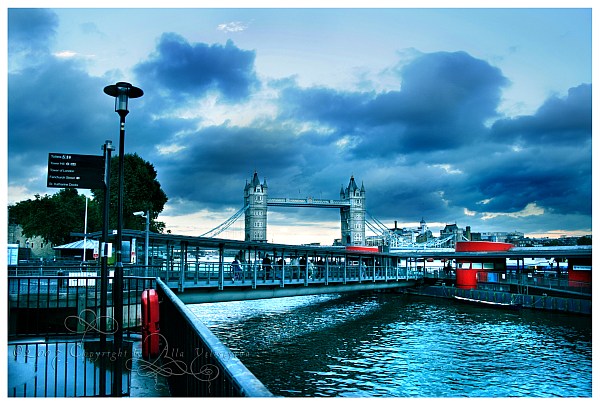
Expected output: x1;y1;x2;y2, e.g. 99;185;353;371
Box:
454;295;522;310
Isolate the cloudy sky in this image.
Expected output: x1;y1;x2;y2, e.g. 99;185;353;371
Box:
5;3;593;245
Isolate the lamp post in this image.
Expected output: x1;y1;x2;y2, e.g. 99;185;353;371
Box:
103;82;143;397
134;210;150;276
99;140;114;396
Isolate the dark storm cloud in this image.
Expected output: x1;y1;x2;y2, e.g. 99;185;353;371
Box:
134;33;259;103
279;51;509;157
152;123;342;211
490;84;591;147
389;82;593;231
8;60;110;150
397;51;507;123
8;8;58;55
465;84;593;216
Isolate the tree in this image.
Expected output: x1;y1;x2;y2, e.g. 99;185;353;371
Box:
9;189;101;246
91;153;168;233
577;235;592;245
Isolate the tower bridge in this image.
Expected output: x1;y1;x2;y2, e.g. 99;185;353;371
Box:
199;172;475;250
244;172;366;246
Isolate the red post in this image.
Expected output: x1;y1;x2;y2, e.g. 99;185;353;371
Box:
141;289;160;359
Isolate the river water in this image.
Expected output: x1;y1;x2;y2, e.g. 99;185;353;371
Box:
189;292;592;397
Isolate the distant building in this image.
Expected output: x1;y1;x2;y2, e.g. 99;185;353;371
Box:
371;214;587;249
7;224;55;261
388;220;418;242
439;223;465;247
385;218;433;245
465;226;482;241
416;218;434;242
513;234;591;247
438;223;482;247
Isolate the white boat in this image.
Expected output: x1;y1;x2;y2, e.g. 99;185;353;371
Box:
454;295;521;310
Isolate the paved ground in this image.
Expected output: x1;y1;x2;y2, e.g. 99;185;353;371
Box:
128;335;171;397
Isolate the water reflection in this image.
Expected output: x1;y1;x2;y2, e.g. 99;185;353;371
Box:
190;293;591;397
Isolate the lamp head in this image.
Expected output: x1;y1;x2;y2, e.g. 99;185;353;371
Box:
103;82;143;117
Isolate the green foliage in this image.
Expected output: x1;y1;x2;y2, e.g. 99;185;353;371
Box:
577;235;592;245
91;153;168;233
8;189;101;246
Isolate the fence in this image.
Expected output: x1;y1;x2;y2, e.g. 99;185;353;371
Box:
476;272;591;296
7;275;157;397
155;278;274;397
132;260;424;289
8;275;156;338
8;338;133;397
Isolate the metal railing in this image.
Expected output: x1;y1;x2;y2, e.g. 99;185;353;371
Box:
476;272;591;296
421;267;456;279
9;264;102;277
10;260;425;289
451;286;592;315
122;261;423;289
8;337;133;397
155;278;273;397
8;275;157;397
8;275;156;338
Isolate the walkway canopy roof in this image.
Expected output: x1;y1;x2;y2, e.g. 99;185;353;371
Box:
53;239;99;250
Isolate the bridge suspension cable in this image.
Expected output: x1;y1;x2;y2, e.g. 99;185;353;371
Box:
365;211;410;248
365;212;390;234
200;205;249;238
365;211;469;250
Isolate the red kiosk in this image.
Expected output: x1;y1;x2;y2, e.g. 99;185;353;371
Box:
454;241;513;289
567;257;592;286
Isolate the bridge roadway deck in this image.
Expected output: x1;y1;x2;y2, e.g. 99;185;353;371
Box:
166;276;419;304
267;197;349;208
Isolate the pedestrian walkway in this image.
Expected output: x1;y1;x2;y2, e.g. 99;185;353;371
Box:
128;334;171;397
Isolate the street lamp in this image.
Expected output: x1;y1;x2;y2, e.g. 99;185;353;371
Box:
134;210;150;276
103;81;143;397
104;82;144;116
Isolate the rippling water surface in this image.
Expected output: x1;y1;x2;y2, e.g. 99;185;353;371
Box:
189;293;591;397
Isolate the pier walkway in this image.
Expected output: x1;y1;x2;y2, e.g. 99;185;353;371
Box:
7;233;591;397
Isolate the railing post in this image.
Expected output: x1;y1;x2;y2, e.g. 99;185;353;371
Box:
385;257;389;282
372;257;376;282
304;253;309;286
166;241;171;282
325;254;329;286
358;256;363;283
218;244;225;290
178;241;186;292
194;246;199;285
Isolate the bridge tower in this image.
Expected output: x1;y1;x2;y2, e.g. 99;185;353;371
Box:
244;172;268;242
340;176;366;246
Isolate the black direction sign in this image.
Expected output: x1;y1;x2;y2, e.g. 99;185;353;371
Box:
47;153;105;189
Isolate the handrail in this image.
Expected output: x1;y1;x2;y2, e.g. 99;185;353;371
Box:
156;278;274;397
